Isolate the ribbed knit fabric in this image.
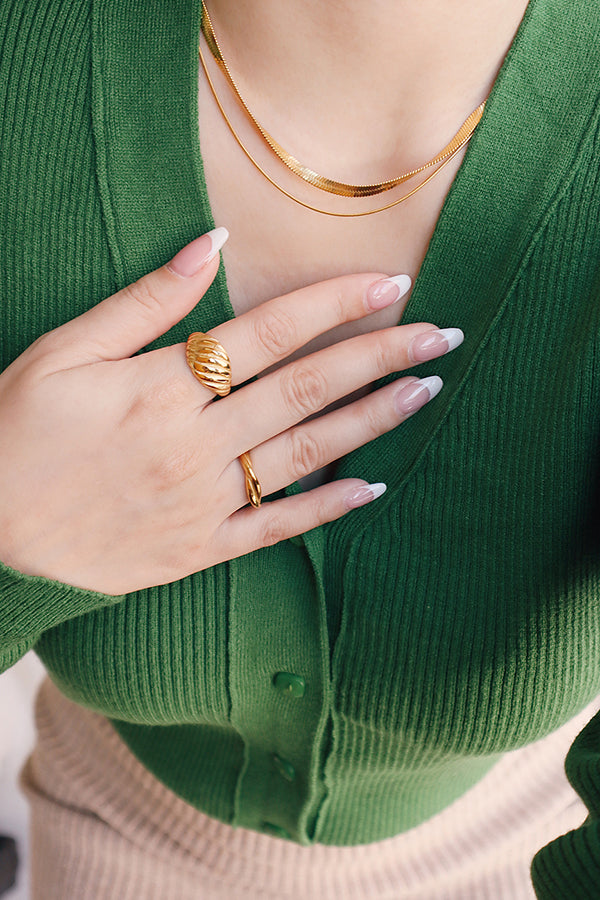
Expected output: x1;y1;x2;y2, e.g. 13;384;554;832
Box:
19;679;598;899
1;0;600;896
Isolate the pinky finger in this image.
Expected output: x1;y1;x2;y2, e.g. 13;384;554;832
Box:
216;478;387;558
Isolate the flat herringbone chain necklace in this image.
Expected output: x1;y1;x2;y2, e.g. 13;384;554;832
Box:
199;3;486;216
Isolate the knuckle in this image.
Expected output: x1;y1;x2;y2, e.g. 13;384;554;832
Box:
118;278;164;320
373;334;396;375
259;513;289;548
281;363;328;418
255;308;296;360
161;528;211;580
361;403;386;441
27;330;54;355
152;376;194;415
288;429;323;479
127;377;193;426
311;495;332;527
158;550;188;582
331;284;347;323
24;330;61;371
152;445;198;488
126;391;155;424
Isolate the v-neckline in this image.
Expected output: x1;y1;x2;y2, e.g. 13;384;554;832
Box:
91;0;597;536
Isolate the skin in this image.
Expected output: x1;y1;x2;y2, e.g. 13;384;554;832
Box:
0;251;448;594
0;1;529;594
198;0;529;488
201;0;531;324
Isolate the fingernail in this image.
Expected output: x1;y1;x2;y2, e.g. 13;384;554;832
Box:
366;274;412;310
395;376;443;415
409;328;464;363
167;226;229;278
345;482;387;510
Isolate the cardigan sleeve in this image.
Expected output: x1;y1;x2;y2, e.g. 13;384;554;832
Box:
0;0;126;675
0;558;124;674
531;699;600;897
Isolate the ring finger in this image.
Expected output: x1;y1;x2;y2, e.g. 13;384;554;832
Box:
221;323;456;457
144;271;411;407
224;374;443;505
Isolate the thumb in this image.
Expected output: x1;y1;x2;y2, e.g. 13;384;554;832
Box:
49;227;229;364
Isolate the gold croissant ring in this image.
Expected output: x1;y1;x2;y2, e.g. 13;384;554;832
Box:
185;332;232;397
185;333;262;508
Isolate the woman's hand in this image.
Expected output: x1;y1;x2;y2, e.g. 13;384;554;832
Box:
0;228;462;595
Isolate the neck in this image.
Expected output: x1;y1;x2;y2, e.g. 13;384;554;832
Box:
205;0;529;179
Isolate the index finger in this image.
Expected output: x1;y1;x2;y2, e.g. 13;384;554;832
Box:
209;271;412;386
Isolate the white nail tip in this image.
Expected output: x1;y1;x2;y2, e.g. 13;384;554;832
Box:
207;226;229;259
366;482;387;500
387;274;412;297
439;327;464;352
419;375;444;400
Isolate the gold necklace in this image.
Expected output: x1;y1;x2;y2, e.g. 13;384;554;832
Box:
199;5;486;217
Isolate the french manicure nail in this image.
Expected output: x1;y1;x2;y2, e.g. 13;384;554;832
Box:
395;375;443;415
367;274;412;310
409;328;464;363
345;482;387;510
166;226;229;278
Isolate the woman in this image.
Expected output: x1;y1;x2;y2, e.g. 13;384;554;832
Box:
1;0;599;896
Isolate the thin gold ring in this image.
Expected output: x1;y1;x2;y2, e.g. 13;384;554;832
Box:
185;332;232;397
239;451;262;508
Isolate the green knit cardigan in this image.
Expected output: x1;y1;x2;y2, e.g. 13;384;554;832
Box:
1;0;600;894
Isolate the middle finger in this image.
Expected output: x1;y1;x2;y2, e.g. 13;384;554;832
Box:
208;271;412;385
219;322;458;458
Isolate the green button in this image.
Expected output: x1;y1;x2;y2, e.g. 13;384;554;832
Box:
273;672;306;698
272;754;296;782
262;822;291;840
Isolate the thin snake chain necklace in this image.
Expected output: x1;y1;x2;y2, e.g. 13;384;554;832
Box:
199;2;487;217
